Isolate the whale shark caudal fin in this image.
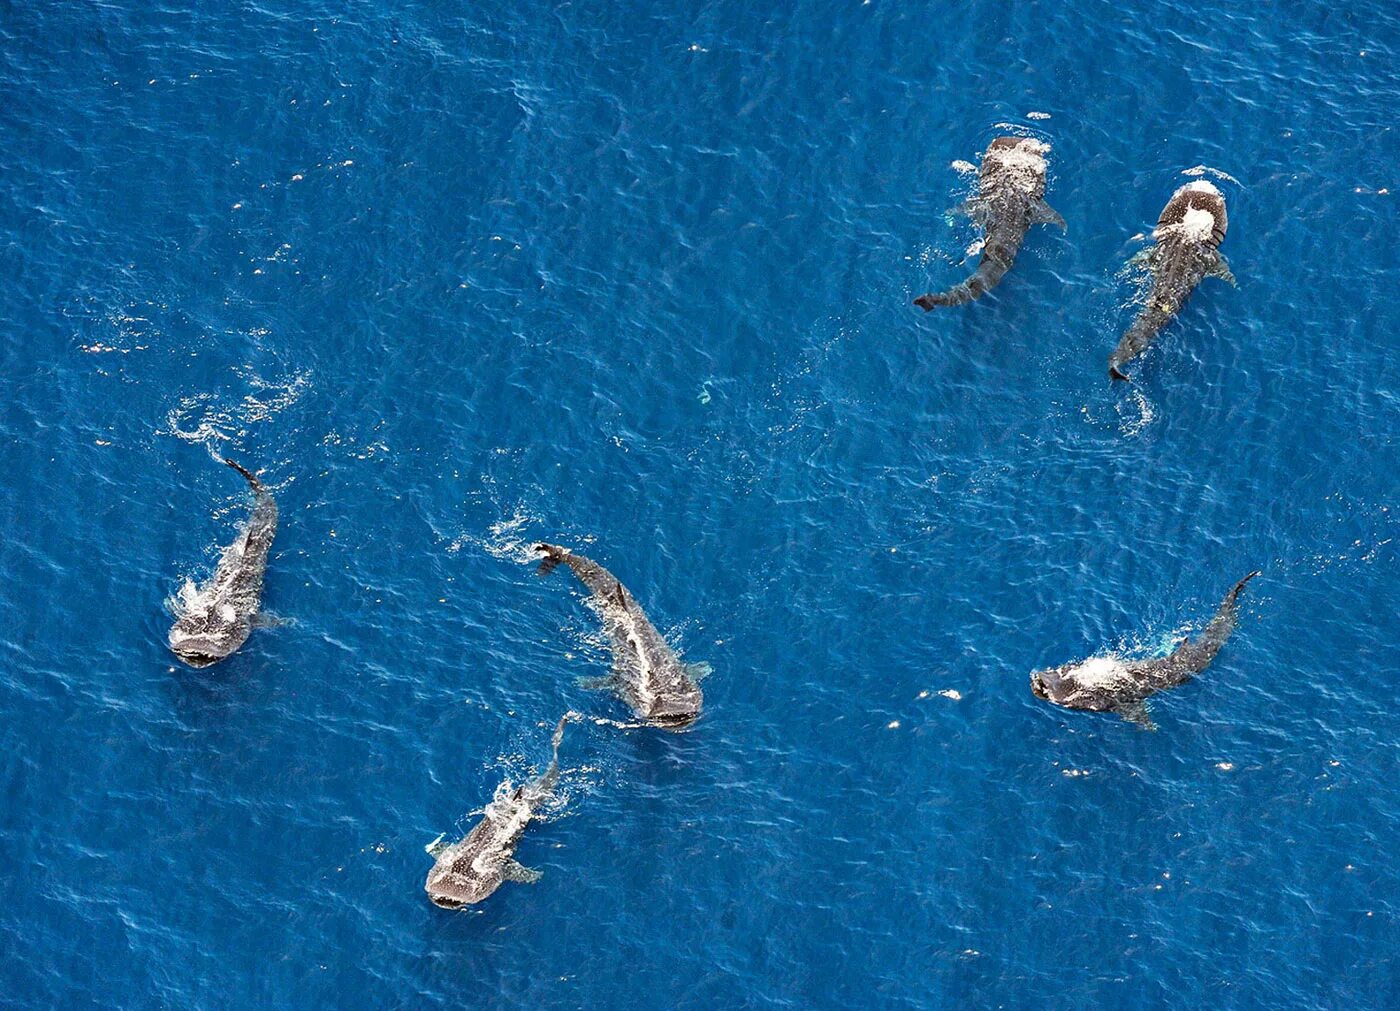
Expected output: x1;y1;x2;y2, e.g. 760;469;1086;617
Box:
1224;570;1262;605
914;282;981;310
223;458;264;492
533;713;573;796
534;543;568;576
1109;363;1132;382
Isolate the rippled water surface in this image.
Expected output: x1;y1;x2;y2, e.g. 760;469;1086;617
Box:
2;1;1398;1007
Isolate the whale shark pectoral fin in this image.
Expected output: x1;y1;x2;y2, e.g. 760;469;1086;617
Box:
1031;199;1067;230
683;661;714;682
1117;701;1156;731
947;198;985;225
504;860;542;885
1207;252;1237;287
576;674;617;692
1125;247;1155;271
250;611;288;629
425;833;447;858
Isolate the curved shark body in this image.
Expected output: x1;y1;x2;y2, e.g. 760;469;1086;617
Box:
914;136;1064;310
425;715;570;909
534;543;704;730
1109;180;1234;381
168;459;278;668
1030;571;1260;728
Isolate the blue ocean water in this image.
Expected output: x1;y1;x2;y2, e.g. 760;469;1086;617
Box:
2;0;1398;1006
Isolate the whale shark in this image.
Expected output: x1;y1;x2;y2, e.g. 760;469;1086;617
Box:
425;715;572;909
1109;180;1235;380
168;459;278;668
914;136;1064;309
1030;571;1260;728
535;543;705;730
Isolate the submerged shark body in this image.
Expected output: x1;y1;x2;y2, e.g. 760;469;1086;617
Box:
914;136;1064;309
1030;571;1260;728
535;543;704;730
168;459;278;668
1109;180;1234;380
425;715;570;909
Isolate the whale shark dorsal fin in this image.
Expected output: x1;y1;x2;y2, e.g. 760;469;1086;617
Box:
504;860;542;885
1118;701;1156;731
1207;251;1237;286
611;581;626;607
1031;199;1067;230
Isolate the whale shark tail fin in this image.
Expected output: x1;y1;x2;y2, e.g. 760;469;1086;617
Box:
534;543;567;576
1224;570;1262;606
533;713;574;797
1178;571;1262;676
1108;364;1131;382
914;285;976;311
223;458;264;493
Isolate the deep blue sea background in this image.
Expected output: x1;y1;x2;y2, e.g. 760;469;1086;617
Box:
2;1;1398;1007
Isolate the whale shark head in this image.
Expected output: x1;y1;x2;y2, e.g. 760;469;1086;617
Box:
982;136;1050;196
169;599;250;668
425;857;504;908
1156;180;1228;246
1030;657;1130;711
646;680;704;730
650;707;700;730
1029;664;1074;705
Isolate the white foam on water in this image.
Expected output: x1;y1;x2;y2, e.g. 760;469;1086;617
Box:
1115;387;1156;438
1179;207;1217;241
163;369;310;447
1182;165;1240;186
1027;111;1051;120
984;138;1050;193
612;603;656;710
1067;655;1132;688
447;507;539;562
1182;179;1222;197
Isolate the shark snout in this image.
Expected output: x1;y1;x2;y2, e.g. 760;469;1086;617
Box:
1029;667;1069;704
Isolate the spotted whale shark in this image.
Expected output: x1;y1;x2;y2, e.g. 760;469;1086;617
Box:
168;459;278;668
535;543;705;730
1030;571;1260;728
1109;180;1235;380
914;136;1064;309
425;715;572;909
